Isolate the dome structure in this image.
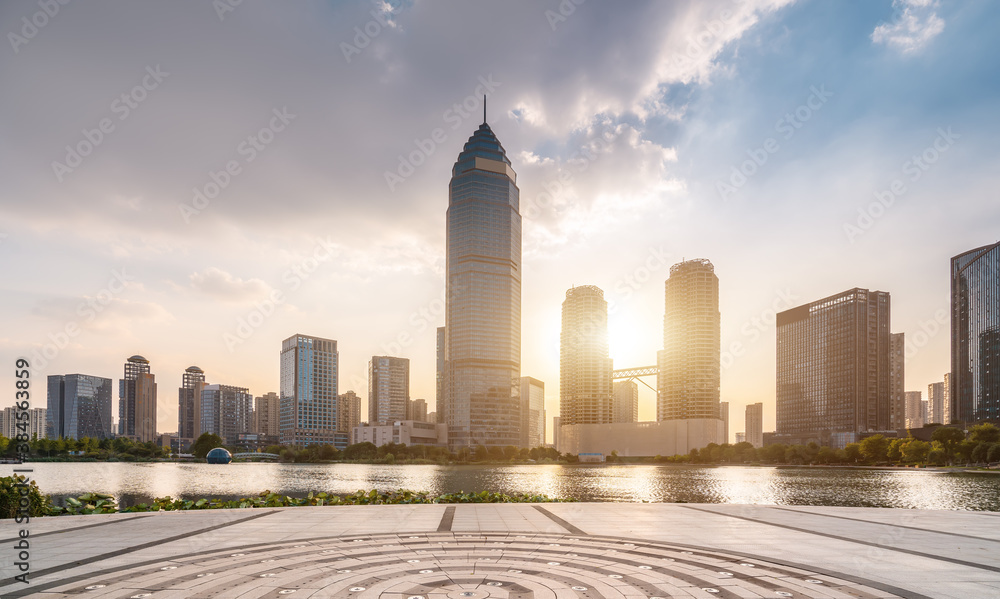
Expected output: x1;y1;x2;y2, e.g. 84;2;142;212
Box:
206;447;232;464
127;355;149;363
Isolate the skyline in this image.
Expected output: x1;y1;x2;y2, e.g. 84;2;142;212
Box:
3;1;999;442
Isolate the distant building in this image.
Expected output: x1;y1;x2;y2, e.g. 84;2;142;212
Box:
369;356;409;424
178;366;206;441
552;416;561;452
558;419;724;458
927;381;946;425
200;384;253;445
2;406;46;440
746;403;763;448
119;355;157;442
560;285;613;426
890;333;905;429
254;392;281;438
658;259;720;421
612;380;639;424
720;401;730;443
46;374;113;439
519;376;546;448
735;432;746;444
279;334;343;447
436;326;446;424
339;390;362;442
353;420;448;447
905;391;924;429
775;288;891;448
943;372;952;425
951;241;1000;424
408;398;428;423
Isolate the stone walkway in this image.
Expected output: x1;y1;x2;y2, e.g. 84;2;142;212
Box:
2;503;998;598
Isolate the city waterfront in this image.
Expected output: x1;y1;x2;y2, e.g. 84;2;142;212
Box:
6;462;1000;510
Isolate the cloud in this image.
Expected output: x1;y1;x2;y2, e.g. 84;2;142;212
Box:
189;267;272;302
872;0;945;54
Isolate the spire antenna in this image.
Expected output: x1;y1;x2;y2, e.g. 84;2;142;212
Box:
483;95;487;124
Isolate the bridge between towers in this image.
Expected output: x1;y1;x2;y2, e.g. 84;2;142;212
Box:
611;365;658;392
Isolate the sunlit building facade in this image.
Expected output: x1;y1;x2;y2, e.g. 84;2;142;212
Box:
444;118;521;448
927;381;946;425
775;288;891;448
279;334;342;447
46;374;113;440
890;333;905;429
178;365;206;441
746;402;763;448
369;356;409;424
612;380;639;424
657;259;720;421
338;390;362;441
951;241;1000;424
118;355;157;442
560;285;614;426
254;391;280;437
519;376;545;448
905;390;924;429
200;384;253;445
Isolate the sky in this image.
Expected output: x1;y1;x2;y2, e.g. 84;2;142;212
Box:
1;0;998;442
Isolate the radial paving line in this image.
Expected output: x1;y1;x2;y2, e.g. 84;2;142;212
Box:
437;505;456;531
0;513;155;545
680;505;1000;573
532;504;588;534
772;505;1000;543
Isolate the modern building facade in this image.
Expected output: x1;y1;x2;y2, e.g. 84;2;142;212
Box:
612;380;639;424
557;419;725;457
407;398;428;423
2;406;46;440
46;374;113;440
353;420;448;447
951;241;1000;424
444;117;522;448
279;334;341;447
735;432;746;444
720;401;730;443
560;285;614;426
657;259;721;421
519;376;546;448
199;384;253;445
927;381;946;425
890;333;905;430
775;288;891;448
178;366;206;441
943;373;952;425
905;390;924;429
746;402;763;448
118;355;157;442
436;326;446;424
254;392;281;438
369;356;409;424
339;390;362;441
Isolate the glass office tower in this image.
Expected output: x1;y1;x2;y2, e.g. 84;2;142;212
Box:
444;118;521;448
279;334;341;447
47;374;113;440
952;241;1000;423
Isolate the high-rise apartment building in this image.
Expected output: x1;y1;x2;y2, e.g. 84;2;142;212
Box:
436;326;446;424
200;384;253;445
254;392;280;438
519;376;545;448
612;380;639;424
408;398;428;423
720;401;730;443
46;374;113;440
560;285;613;426
775;288;891;448
905;390;924;429
178;366;206;441
746;402;763;448
943;372;952;425
927;381;946;425
444;116;521;448
657;259;720;421
2;407;46;440
951;241;1000;424
890;333;905;429
279;334;341;447
118;355;157;442
369;356;409;424
735;432;746;444
338;390;362;439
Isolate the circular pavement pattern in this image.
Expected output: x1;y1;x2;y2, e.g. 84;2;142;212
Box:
62;531;901;598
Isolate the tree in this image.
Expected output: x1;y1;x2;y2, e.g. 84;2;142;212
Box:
190;433;224;459
860;435;889;463
931;427;965;462
343;442;377;460
902;439;930;463
843;443;862;464
969;423;1000;444
988;443;1000;463
887;438;907;462
972;442;994;464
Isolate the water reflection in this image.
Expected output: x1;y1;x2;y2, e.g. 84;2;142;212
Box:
5;463;999;511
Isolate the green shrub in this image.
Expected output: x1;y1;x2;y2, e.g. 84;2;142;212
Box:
0;475;52;519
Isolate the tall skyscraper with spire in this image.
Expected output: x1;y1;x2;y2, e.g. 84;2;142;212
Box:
444;104;522;448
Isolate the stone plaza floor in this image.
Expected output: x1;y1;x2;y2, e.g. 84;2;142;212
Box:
2;503;999;598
